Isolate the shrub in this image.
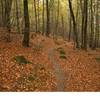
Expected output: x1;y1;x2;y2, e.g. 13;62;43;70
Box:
28;75;35;81
95;57;100;62
13;56;32;65
57;47;66;55
56;47;67;59
0;47;5;53
60;55;67;59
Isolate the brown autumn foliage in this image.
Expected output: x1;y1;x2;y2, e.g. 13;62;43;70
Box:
0;33;100;91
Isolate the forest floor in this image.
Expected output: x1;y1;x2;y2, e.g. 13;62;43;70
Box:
0;33;100;92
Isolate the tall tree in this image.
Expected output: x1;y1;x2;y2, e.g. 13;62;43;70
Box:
55;0;60;38
81;0;88;49
37;0;40;32
46;0;50;36
89;0;94;48
23;0;30;47
4;0;13;42
42;0;45;34
68;11;72;41
34;0;38;33
68;0;79;48
15;0;20;33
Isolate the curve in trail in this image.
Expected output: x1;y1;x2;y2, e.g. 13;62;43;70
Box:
48;48;65;91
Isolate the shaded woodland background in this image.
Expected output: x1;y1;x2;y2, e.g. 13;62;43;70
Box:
0;0;100;49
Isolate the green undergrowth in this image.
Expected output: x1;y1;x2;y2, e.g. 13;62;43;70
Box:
56;47;67;59
0;47;5;53
95;57;100;62
13;56;33;65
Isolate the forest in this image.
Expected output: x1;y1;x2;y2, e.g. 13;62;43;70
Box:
0;0;100;92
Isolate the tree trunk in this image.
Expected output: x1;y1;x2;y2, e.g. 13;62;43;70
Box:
68;0;79;48
23;0;30;47
46;0;50;36
34;0;38;33
15;0;20;33
42;0;45;34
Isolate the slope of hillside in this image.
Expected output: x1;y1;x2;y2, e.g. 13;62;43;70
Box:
0;34;100;91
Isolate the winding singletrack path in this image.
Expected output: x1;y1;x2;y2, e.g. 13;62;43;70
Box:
48;48;65;91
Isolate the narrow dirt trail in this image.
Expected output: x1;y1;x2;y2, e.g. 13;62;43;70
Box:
48;48;65;91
